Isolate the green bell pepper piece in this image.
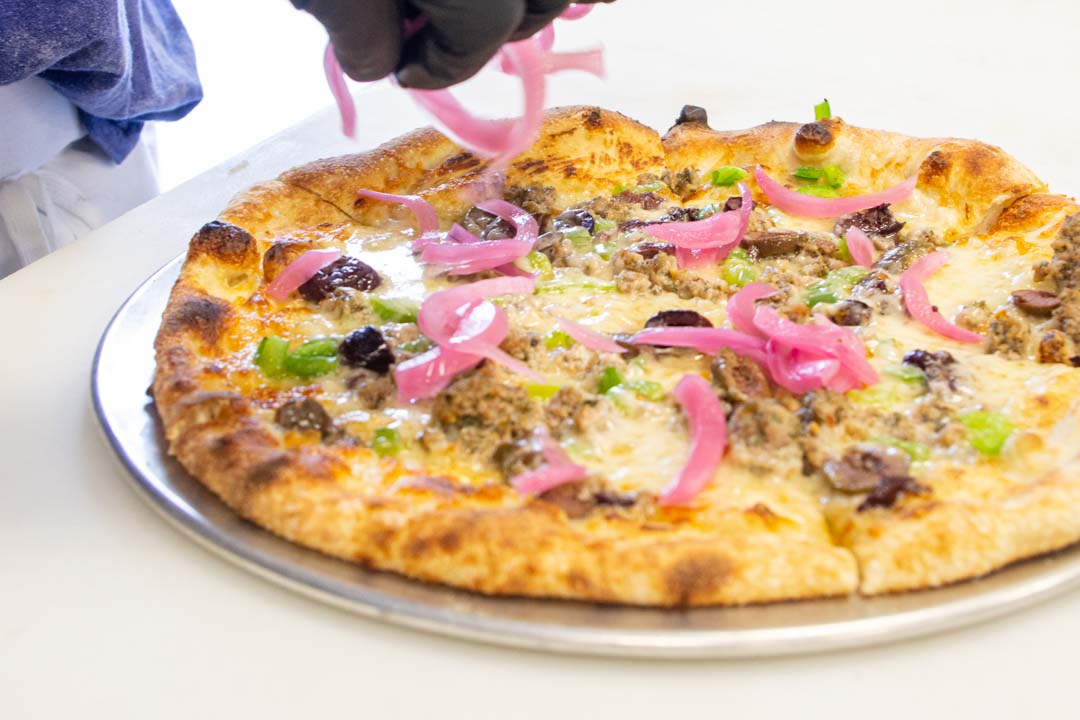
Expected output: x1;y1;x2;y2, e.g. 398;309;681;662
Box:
254;336;290;379
370;297;420;323
372;427;403;457
597;366;624;394
536;278;616;295
958;411;1015;457
624;380;665;401
526;383;564;400
709;166;748;187
281;338;338;378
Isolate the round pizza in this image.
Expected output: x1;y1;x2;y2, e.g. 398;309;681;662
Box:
151;104;1080;606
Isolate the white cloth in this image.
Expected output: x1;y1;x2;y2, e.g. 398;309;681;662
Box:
0;78;160;280
0;77;85;180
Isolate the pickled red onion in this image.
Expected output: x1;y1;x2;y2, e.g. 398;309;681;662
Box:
397;276;538;400
629;327;767;361
660;374;728;506
754;166;917;219
417;276;535;343
765;345;842;394
478;199;539;241
404;37;544;167
538;24;555;51
502;47;605;77
511;432;588;495
899;252;984;343
422;199;538;274
645;184;753;268
265;248;342;303
560;4;594;20
845;226;875;268
323;44;356;138
356;188;440;249
422;238;533;275
394;346;483;401
630;284;878;395
725;282;778;335
447;300;544;380
406;89;515;157
751;306;879;392
556;317;627;354
494;38;546;164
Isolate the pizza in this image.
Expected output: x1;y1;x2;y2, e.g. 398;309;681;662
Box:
151;104;1080;606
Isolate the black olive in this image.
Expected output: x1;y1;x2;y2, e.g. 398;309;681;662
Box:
461;207;515;240
902;348;958;389
741;230;801;258
298;257;381;303
902;349;955;372
627;241;675;259
1011;289;1061;316
824;445;911;493
644;309;713;328
675;105;708;126
552;208;595;234
830;299;872;326
724;196;755;213
857;475;929;512
275;398;334;438
339;326;394;374
834;204;905;238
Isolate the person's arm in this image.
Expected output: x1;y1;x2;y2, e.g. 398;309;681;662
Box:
292;0;612;90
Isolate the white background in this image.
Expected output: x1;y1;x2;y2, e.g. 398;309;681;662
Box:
3;0;1079;717
161;0;1080;193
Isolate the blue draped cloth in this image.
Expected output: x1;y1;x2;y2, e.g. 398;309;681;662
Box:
0;0;203;163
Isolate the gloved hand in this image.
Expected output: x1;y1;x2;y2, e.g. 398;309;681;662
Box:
292;0;613;90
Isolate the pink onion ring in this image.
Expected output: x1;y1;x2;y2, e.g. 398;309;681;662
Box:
537;23;556;51
752;306;879;391
397;276;539;400
394;346;483;402
560;4;594;20
646;184;752;268
503;47;605;78
323;44;356;139
447;300;544;380
754;166;917;219
265;248;342;303
356;188;440;249
494;38;546;166
511;432;588;495
418;276;535;344
421;237;533;275
845;226;875;268
630;327;768;361
422;199;538;274
405;37;544;167
406;88;515;156
726;282;778;335
660;374;728;506
556;316;627;354
899;252;984;343
765;343;842;394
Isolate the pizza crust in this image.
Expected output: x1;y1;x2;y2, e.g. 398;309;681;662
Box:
153;105;1079;605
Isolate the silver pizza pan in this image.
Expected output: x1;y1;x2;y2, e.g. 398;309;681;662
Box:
92;254;1080;659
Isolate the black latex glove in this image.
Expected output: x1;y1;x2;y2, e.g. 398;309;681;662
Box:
292;0;613;90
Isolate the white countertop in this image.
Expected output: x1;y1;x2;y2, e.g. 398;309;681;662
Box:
3;1;1078;716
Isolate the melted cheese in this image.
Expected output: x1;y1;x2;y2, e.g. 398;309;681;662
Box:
203;179;1079;509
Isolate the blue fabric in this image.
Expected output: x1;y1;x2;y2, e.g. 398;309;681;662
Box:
0;0;203;163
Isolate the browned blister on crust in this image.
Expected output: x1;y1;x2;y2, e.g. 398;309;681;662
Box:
153;105;1080;605
662;117;1047;240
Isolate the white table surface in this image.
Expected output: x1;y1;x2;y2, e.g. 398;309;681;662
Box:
3;1;1078;716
